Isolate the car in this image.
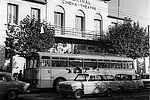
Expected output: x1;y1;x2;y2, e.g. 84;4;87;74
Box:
0;72;30;100
59;73;120;99
115;74;144;93
141;73;150;88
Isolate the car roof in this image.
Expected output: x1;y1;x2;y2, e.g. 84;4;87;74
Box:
0;71;12;75
78;73;112;76
142;73;150;75
115;73;139;76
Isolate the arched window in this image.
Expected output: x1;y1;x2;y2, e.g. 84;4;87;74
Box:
75;10;85;37
94;13;102;35
54;6;65;34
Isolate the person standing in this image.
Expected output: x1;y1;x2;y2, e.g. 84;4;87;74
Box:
18;70;23;81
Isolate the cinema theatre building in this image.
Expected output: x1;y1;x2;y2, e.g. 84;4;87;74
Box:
46;0;110;54
0;0;111;53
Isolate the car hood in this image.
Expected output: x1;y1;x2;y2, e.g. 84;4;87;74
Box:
12;80;30;86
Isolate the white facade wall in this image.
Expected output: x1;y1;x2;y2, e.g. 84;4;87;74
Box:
0;0;46;45
0;0;109;45
46;0;109;34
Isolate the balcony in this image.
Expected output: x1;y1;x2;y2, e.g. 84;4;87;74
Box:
53;26;105;41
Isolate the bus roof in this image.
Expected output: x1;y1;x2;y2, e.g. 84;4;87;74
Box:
28;52;133;61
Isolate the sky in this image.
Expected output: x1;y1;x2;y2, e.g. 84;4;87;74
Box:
108;0;150;27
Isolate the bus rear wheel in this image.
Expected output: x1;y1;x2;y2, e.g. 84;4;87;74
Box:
54;78;66;92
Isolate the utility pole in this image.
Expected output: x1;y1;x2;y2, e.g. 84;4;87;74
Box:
148;25;150;68
118;0;120;18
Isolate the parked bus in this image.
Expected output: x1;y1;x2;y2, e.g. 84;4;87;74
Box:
24;52;135;91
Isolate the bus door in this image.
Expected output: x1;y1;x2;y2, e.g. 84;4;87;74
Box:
39;56;52;88
24;56;39;87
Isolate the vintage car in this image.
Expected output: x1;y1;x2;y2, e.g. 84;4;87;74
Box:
115;74;144;93
141;73;150;88
0;72;30;100
59;73;120;99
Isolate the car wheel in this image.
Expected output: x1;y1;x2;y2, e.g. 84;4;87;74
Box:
74;89;83;99
105;89;113;97
7;90;18;100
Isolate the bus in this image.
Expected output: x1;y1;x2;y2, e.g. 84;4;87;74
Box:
24;52;135;92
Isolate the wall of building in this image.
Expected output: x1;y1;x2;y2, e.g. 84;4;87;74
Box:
0;0;46;45
46;0;109;34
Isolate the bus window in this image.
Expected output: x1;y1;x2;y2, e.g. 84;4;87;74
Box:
122;61;128;69
128;61;133;69
84;59;97;69
69;58;83;68
111;60;121;69
41;56;50;67
52;57;68;67
103;60;110;68
98;60;103;68
116;61;122;68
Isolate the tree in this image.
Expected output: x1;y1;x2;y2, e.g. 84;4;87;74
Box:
5;15;55;56
105;21;149;59
0;45;5;71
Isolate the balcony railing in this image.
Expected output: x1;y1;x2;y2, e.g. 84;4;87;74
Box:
53;25;105;41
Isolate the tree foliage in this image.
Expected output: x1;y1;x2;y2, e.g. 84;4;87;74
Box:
0;45;5;69
105;21;149;59
6;16;55;56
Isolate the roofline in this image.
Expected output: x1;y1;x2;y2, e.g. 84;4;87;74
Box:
22;0;47;4
107;15;132;22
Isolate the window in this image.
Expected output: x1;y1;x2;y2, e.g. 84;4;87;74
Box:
122;61;128;69
75;10;85;37
26;56;39;68
0;74;9;82
54;6;65;34
31;8;40;20
7;4;18;24
41;56;50;67
52;57;68;67
111;60;121;68
84;59;97;69
94;14;102;36
69;58;83;68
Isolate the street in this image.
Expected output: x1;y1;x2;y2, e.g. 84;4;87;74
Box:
16;88;150;100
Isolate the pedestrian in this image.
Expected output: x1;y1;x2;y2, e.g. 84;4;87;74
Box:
18;70;23;81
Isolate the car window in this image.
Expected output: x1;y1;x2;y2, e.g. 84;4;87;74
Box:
75;74;88;81
141;75;150;79
131;75;136;80
0;74;9;82
105;75;115;81
102;75;107;81
89;75;95;81
97;75;102;81
115;74;121;80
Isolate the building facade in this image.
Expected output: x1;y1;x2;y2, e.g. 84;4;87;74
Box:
46;0;110;54
0;0;111;73
0;0;111;54
0;0;47;45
